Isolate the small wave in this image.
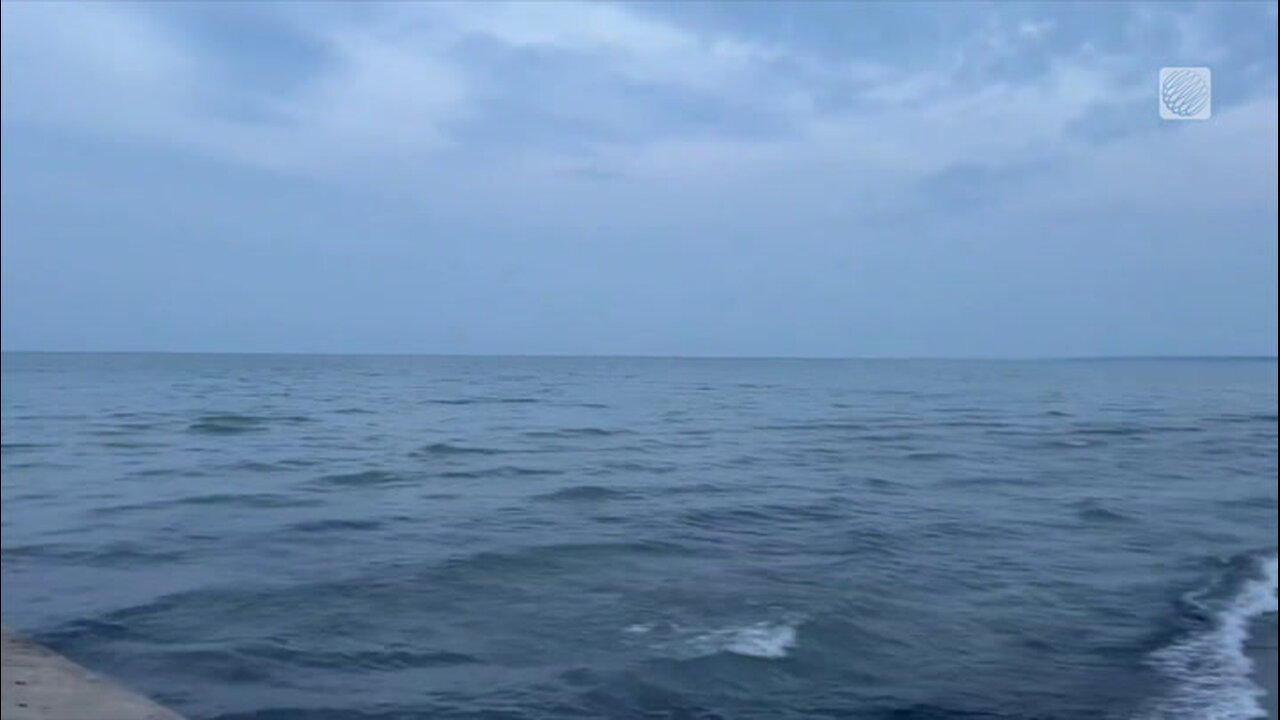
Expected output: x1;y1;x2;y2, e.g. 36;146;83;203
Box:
679;502;846;530
1077;507;1134;523
189;414;269;434
288;519;385;533
904;451;960;461
598;461;679;475
928;420;1013;429
1069;423;1203;437
240;645;480;671
1068;424;1148;437
313;470;406;487
97;441;164;449
534;486;633;502
523;427;631;439
89;422;157;435
175;493;323;509
1074;499;1135;524
225;460;302;473
652;482;735;496
411;442;502;456
439;541;695;576
1;442;56;452
940;476;1035;488
438;466;562;479
1204;413;1278;424
3;541;186;567
1042;438;1105;449
758;422;870;431
1138;553;1278;720
128;468;190;478
91;493;323;514
1218;496;1277;510
858;432;919;442
426;397;540;406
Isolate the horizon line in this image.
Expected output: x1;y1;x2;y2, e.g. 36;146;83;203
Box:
1;349;1276;362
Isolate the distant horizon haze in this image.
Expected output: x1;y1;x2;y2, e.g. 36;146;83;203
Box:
0;349;1276;362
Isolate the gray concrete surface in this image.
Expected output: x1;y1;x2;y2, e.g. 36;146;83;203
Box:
2;628;184;720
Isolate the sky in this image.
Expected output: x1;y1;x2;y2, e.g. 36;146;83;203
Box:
1;1;1276;358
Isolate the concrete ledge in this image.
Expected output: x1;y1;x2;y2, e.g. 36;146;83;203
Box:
2;629;184;720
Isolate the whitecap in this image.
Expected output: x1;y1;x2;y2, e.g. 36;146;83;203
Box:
720;622;798;659
689;621;800;660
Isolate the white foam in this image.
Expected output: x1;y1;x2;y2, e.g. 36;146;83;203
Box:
687;621;799;659
1138;555;1278;720
722;622;798;659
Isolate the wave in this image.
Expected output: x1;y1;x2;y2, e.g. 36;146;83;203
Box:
1204;413;1278;424
288;519;386;533
437;466;562;479
1041;438;1106;449
522;427;632;439
597;461;679;475
1073;499;1136;524
313;470;407;487
1137;553;1278;720
1067;423;1204;437
91;493;324;515
221;460;317;473
758;422;870;431
679;502;847;530
238;645;480;671
437;541;696;577
425;397;541;406
904;451;960;461
4;541;186;567
410;442;503;456
173;493;323;509
189;414;312;434
534;485;633;502
1;442;57;452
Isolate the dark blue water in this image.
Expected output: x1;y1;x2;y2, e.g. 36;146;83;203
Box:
2;353;1276;720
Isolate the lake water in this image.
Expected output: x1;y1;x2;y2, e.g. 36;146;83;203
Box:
1;353;1276;719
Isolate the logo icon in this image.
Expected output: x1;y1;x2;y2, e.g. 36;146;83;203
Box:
1159;67;1211;120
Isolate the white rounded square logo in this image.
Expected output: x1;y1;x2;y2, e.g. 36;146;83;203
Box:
1159;67;1211;120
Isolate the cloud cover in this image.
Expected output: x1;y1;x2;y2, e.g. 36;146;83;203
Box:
2;1;1276;356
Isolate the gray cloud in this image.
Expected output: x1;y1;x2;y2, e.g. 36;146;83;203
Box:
2;1;1276;357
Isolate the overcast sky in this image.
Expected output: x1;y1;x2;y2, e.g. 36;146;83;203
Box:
2;1;1276;357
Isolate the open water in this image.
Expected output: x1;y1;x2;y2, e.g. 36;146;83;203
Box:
1;353;1275;719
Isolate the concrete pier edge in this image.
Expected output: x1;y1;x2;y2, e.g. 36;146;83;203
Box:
2;627;185;720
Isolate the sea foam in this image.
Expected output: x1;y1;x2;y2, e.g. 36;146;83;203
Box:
689;621;800;659
625;618;801;660
1139;554;1278;720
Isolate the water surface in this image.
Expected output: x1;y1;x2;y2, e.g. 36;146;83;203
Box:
2;353;1276;719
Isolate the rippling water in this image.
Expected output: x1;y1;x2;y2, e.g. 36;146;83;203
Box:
2;353;1276;719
